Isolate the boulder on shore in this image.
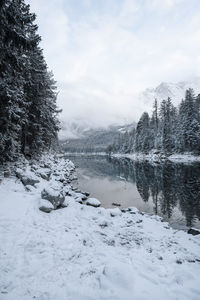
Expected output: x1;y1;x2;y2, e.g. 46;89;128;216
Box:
75;193;88;201
112;202;121;207
16;168;40;186
188;228;200;236
39;199;54;213
21;176;40;186
108;208;122;217
41;188;65;209
86;198;101;208
36;168;51;181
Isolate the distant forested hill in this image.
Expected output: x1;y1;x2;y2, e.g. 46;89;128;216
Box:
61;123;136;153
108;89;200;156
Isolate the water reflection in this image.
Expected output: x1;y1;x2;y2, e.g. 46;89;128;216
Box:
68;155;200;229
110;158;200;228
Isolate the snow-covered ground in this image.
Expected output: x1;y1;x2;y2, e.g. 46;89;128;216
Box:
168;153;200;163
0;155;200;300
112;152;200;163
63;152;107;156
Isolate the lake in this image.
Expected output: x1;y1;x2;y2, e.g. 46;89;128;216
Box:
67;155;200;230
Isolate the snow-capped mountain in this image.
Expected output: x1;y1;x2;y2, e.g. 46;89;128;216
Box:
139;77;200;108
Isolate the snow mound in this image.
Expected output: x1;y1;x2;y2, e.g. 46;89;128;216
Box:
108;208;122;217
41;187;65;208
36;168;51;180
63;196;75;206
86;198;101;207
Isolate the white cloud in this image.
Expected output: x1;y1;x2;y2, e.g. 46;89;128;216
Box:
27;0;200;132
149;0;184;10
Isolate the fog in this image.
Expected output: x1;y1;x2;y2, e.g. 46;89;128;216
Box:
27;0;200;135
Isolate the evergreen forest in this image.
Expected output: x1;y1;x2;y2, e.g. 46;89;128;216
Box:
108;89;200;155
0;0;60;163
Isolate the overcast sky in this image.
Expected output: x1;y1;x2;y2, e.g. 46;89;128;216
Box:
27;0;200;130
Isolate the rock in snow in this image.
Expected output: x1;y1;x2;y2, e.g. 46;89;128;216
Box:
39;199;54;213
16;168;40;186
188;228;200;236
108;207;122;217
41;187;65;209
36;168;51;180
75;192;88;201
63;196;75;206
21;174;40;186
86;198;101;207
112;202;121;207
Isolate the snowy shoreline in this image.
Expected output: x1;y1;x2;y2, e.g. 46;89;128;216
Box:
59;151;200;163
0;155;200;299
61;152;107;157
112;152;200;163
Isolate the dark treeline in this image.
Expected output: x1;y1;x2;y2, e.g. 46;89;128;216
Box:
108;89;200;155
62;126;122;154
0;0;60;163
108;158;200;227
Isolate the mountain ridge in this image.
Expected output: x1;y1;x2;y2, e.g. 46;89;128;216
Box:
140;77;200;107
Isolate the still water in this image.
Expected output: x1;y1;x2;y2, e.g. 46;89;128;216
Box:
67;155;200;230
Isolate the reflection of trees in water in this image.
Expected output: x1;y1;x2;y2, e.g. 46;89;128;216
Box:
110;158;200;227
71;156;119;178
70;155;200;227
72;156;136;181
175;166;200;227
135;162;150;202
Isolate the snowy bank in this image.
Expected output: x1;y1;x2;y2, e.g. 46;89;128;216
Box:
60;152;107;157
112;152;200;163
0;155;200;300
168;153;200;163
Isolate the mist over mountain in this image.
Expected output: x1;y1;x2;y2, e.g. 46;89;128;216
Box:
139;77;200;110
60;77;200;141
61;123;136;153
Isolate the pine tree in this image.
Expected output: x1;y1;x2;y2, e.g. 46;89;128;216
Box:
0;0;60;162
150;98;159;149
135;112;150;153
159;98;176;154
24;49;59;156
177;89;199;153
195;94;200;122
0;0;35;161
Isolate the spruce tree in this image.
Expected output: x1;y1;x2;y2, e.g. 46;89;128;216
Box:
0;0;60;162
0;0;35;161
135;112;150;153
